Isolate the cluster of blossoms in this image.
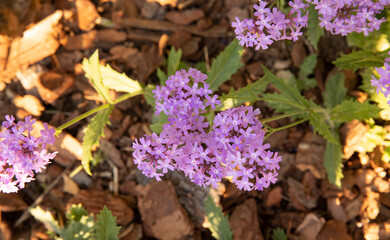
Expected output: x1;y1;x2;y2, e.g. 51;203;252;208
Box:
132;69;281;191
232;0;389;49
232;0;309;50
371;52;390;104
0;115;57;193
309;0;389;36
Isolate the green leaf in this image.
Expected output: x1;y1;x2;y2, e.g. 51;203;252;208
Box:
330;100;381;123
308;110;337;143
323;73;347;109
66;204;89;223
30;206;61;234
358;125;386;153
144;84;156;108
217;77;269;111
207;39;244;91
204;195;233;240
82;105;114;175
157;68;167;85
167;47;183;76
332;50;388;72
324;131;343;187
95;206;121;240
306;5;324;50
61;205;94;240
82;50;112;103
297;54;318;91
150;112;169;134
271;227;288;240
194;61;207;73
100;64;142;94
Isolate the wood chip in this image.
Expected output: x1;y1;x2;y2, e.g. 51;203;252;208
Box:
265;186;283;207
13;95;44;116
340;120;368;159
295;213;325;240
317;220;352;240
97;29;127;43
229;198;264;240
38;72;75;104
75;0;100;31
0;193;27;212
64;30;97;51
165;9;204;25
0;11;64;83
288;177;317;211
136;181;194;239
67;190;134;225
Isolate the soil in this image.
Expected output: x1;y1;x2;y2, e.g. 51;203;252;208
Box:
0;0;389;239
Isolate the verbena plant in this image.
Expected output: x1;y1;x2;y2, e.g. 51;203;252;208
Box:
0;0;389;203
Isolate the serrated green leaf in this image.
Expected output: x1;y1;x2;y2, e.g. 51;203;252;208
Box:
324;131;343;187
30;206;61;234
82;106;114;175
330;100;381;123
308;111;337;143
95;206;121;240
306;5;324;49
157;68;167;85
207;39;244;91
323;73;347;109
66;204;89;223
100;64;142;94
332;50;388;72
272;228;288;240
297;54;317;91
261;66;311;112
144;84;156;108
82;50;112;103
60;220;95;240
150;112;169;134
167;47;183;76
204;195;233;240
217;77;269;111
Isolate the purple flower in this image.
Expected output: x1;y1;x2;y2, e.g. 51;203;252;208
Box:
0;115;57;193
371;52;390;105
231;0;308;50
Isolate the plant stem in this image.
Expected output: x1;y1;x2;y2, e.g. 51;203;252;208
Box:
261;110;307;124
55;90;143;135
264;118;307;140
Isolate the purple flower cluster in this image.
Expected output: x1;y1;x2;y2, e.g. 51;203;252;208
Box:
231;0;309;50
371;51;390;104
309;0;389;36
0;115;57;193
132;69;281;191
232;0;390;49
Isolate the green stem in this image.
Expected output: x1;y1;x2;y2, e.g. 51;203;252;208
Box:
264;118;307;140
261;110;307;124
55;90;143;135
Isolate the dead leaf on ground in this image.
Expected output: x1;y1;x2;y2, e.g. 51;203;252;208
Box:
295;213;325;240
67;189;134;225
317;220;352;240
288;177;317;211
136;180;194;240
75;0;100;31
0;193;27;212
165;9;204;25
229;198;264;240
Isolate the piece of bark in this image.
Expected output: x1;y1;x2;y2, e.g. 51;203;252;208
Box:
364;222;390;240
229;198;264;240
136;181;194;240
317;220;352;240
64;30;97;51
344;195;364;221
120;18;230;37
340;120;368;159
67;190;134;225
295;132;327;179
0;10;64;83
13;95;44;116
327;198;347;223
38;71;75;104
0;193;27;212
295;213;325;240
291;40;308;68
170;30;201;58
265;186;283;207
96;29;127;43
272;212;306;230
165;9;204;25
288;177;317;211
75;0;100;31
